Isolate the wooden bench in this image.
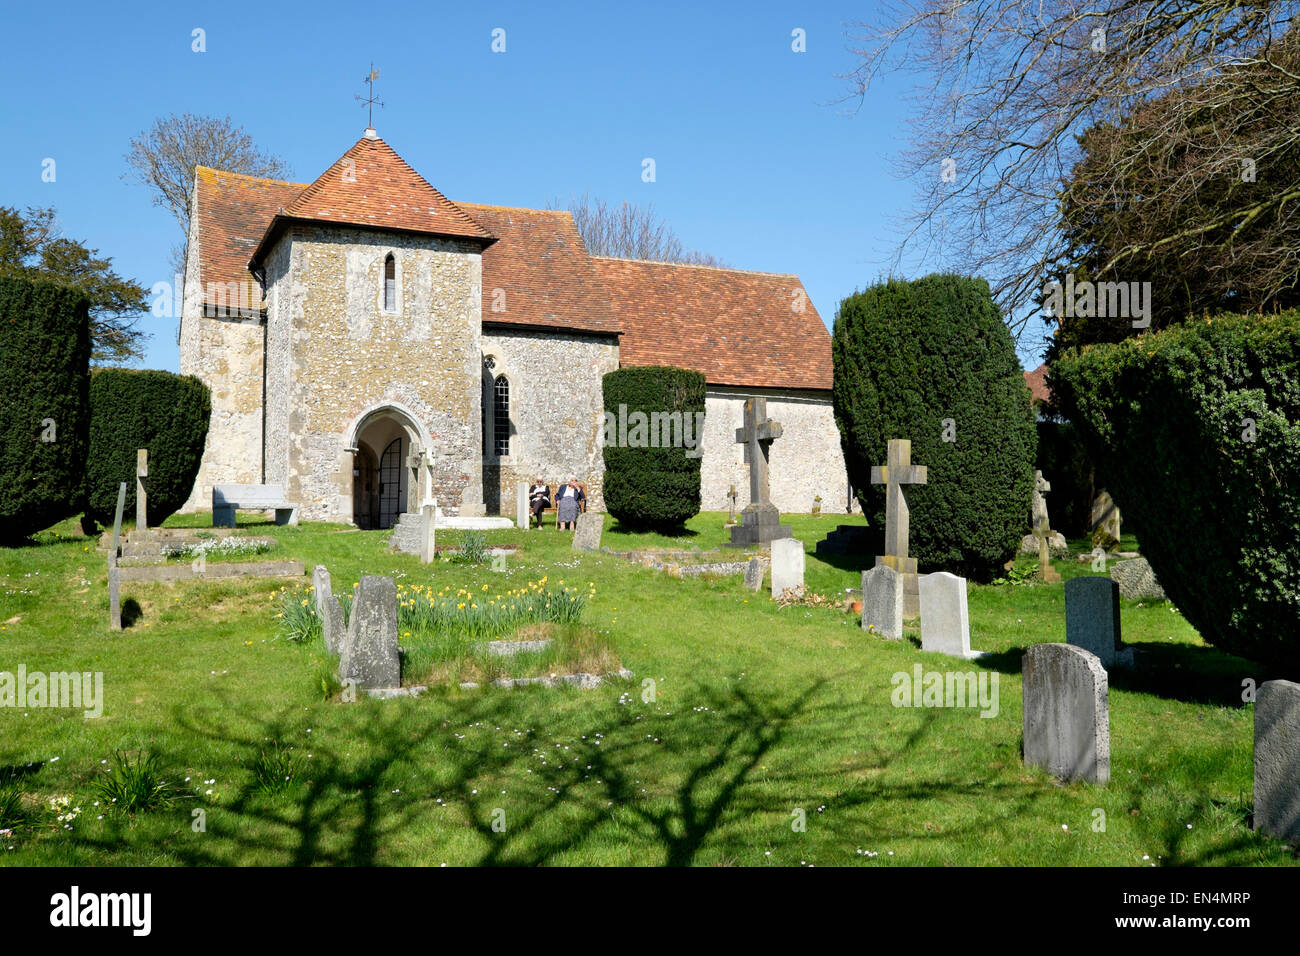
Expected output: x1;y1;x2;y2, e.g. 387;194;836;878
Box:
537;482;587;529
212;484;300;528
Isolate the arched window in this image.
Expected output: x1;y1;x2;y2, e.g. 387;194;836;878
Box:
493;375;510;457
383;254;396;312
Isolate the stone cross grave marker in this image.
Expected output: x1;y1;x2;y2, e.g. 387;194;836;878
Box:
108;481;127;630
135;449;148;530
728;397;792;547
339;575;400;689
870;439;927;616
1254;680;1300;846
918;571;985;659
727;484;738;523
1065;577;1134;669
1022;643;1110;784
770;537;805;599
573;511;605;552
862;564;903;640
1032;470;1060;583
516;481;530;531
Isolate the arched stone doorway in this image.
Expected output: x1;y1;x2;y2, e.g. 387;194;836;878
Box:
345;405;429;530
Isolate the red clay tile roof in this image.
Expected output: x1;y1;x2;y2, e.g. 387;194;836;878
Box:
462;204;620;335
1024;363;1051;404
192;166;306;311
592;257;832;391
248;135;492;267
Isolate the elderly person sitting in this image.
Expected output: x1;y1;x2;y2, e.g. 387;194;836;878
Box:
555;475;585;530
528;478;550;528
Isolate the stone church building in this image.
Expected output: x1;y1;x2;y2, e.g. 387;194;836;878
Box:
178;129;847;527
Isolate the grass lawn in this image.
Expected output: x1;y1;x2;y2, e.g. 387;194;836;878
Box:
0;511;1293;866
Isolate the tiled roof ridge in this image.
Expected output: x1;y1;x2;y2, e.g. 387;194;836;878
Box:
282;136;490;238
590;254;797;279
195;166;306;189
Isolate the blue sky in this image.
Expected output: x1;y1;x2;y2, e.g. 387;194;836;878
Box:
0;0;1044;371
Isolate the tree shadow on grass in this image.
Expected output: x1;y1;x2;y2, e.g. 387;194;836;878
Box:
56;673;1109;867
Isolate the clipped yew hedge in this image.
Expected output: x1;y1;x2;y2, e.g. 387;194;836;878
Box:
602;366;705;529
832;274;1037;580
85;369;211;527
1051;312;1300;671
0;274;90;542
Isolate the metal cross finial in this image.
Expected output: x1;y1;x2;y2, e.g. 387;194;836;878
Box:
355;63;384;128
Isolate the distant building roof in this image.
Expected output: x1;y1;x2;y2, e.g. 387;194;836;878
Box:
1024;363;1051;404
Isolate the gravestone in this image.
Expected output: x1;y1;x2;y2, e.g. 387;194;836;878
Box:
1022;643;1110;784
310;565;347;652
861;564;903;640
516;481;530;531
743;558;763;591
1254;680;1300;846
420;501;437;564
770;537;805;599
108;481;126;631
871;439;927;616
1031;470;1061;583
1110;557;1166;602
918;571;984;659
728;397;792;546
322;596;346;655
1065;577;1134;669
1090;489;1122;550
727;484;738;523
339;576;400;689
311;565;333;614
573;511;605;552
135;449;148;530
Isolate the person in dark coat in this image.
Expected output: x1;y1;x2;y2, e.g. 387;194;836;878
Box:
529;478;550;528
555;476;585;530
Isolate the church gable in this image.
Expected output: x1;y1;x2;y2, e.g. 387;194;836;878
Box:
249;134;492;269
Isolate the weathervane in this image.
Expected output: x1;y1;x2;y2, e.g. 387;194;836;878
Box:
355;63;384;127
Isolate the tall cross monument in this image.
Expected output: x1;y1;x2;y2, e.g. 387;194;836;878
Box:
728;397;792;547
871;438;928;615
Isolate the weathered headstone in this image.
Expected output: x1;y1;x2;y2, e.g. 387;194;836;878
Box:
1090;489;1122;549
918;571;984;658
420;501;437;564
322;595;346;655
312;564;346;651
1031;470;1061;583
108;481;126;631
728;398;792;547
573;511;605;552
769;537;805;599
516;481;530;531
339;576;400;689
871;439;927;616
1065;577;1134;669
1254;680;1300;846
727;484;738;523
1022;643;1110;784
1110;557;1166;602
743;558;763;591
861;564;903;640
312;565;333;613
135;449;148;530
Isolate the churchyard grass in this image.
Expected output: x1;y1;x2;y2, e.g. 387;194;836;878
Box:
0;514;1293;866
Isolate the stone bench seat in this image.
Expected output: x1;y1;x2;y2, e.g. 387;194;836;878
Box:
212;484;300;528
